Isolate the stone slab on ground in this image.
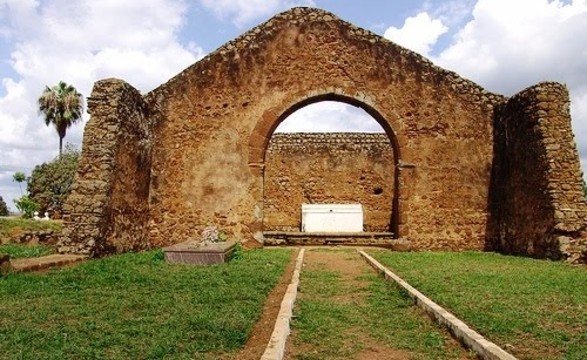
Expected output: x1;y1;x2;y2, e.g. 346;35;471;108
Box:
163;240;236;265
10;254;87;273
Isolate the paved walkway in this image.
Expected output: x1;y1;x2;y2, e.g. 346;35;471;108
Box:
10;254;87;272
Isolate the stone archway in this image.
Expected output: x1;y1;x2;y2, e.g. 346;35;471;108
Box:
59;7;587;262
248;93;404;242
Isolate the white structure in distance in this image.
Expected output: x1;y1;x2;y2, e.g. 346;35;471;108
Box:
301;204;363;233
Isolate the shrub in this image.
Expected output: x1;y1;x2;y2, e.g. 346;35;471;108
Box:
27;144;79;215
14;196;40;219
0;196;8;216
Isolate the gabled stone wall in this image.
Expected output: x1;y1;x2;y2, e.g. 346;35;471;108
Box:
60;7;587;263
144;7;502;250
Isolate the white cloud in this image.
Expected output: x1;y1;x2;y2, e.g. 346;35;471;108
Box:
422;0;476;27
0;0;204;210
275;102;384;134
572;87;587;171
199;0;315;27
436;0;587;93
431;0;587;171
384;12;448;57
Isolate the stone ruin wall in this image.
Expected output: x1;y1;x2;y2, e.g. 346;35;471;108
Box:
59;7;587;263
145;7;503;252
490;82;587;262
264;133;394;232
58;79;153;256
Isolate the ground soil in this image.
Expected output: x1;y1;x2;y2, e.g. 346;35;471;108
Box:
223;248;299;360
231;247;472;359
284;248;416;360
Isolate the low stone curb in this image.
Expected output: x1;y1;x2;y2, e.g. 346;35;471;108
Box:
260;248;305;360
359;250;518;360
10;254;88;273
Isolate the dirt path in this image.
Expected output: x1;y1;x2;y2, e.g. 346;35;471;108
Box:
283;247;471;360
223;248;299;360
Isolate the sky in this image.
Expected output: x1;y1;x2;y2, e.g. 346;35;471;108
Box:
1;0;586;211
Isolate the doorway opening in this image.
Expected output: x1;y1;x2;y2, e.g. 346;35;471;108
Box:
261;99;400;243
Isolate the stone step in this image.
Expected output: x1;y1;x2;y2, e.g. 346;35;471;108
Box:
10;254;88;273
263;231;410;250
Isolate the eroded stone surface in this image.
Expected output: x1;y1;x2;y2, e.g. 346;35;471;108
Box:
163;241;236;265
60;7;587;263
58;80;152;256
265;133;394;232
0;253;11;273
11;230;58;245
143;7;502;251
489;82;587;262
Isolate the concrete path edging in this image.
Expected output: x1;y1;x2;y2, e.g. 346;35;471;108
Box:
359;250;519;360
260;248;305;360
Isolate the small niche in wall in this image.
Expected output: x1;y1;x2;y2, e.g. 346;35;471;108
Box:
373;186;383;195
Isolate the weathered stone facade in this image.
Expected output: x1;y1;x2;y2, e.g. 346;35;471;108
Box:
58;80;153;256
489;82;587;262
264;133;394;232
59;7;587;262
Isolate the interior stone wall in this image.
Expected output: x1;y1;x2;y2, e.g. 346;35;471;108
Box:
58;79;153;256
490;82;587;263
264;133;395;232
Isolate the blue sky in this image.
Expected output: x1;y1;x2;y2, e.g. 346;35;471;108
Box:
1;0;586;211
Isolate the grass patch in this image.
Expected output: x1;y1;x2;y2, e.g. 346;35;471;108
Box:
369;250;587;360
291;250;467;359
0;218;62;239
0;248;292;360
0;243;54;258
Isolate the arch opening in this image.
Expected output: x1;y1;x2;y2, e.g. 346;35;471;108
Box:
258;95;401;239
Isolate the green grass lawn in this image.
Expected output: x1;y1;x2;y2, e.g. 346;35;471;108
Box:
368;250;587;360
0;248;292;360
290;249;469;359
0;243;54;258
0;218;61;258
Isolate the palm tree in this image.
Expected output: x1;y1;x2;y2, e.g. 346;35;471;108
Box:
38;81;84;156
12;172;26;195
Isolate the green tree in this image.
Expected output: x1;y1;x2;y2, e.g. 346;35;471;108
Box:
38;81;84;156
0;196;8;216
27;144;80;215
12;172;26;195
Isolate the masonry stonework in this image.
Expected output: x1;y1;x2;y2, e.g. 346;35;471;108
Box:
61;7;587;263
58;79;153;256
264;133;395;232
489;82;587;262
